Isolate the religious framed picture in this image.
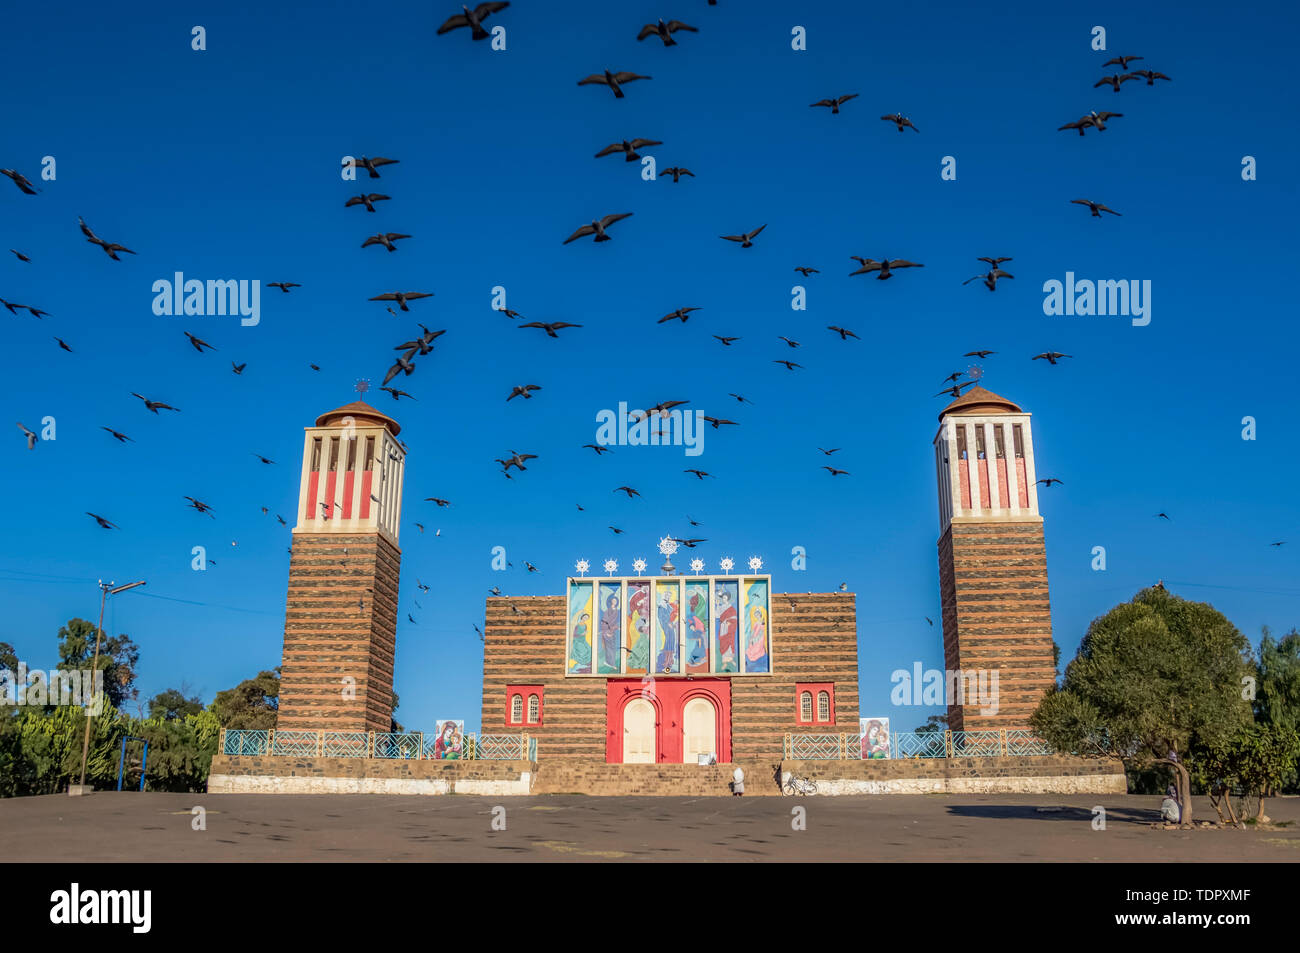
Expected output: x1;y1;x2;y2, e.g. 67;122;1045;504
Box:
861;717;891;759
432;719;465;760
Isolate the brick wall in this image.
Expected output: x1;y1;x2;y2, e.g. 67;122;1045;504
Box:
938;521;1055;732
276;533;400;732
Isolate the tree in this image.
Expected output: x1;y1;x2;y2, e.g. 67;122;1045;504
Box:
914;713;949;734
1031;586;1254;825
1195;724;1300;824
55;618;140;710
210;669;280;729
148;688;204;721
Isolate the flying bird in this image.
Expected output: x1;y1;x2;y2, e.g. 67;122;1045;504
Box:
102;427;132;442
778;336;800;348
231;362;247;374
1;169;39;194
436;2;510;40
16;422;37;450
267;282;300;293
827;325;859;340
370;291;433;311
382;349;417;386
9;249;30;262
1071;198;1122;218
425;497;451;507
850;256;924;279
935;381;978;398
1128;69;1171;85
131;393;180;413
497;451;537;472
1094;73;1140;92
78;217;136;260
823;466;850;476
1155;512;1171;520
713;335;740;346
563;212;633;244
345;193;391;212
614;486;641;499
595;138;662;162
1058;111;1122;135
818;448;841;456
507;384;541;401
720;224;766;248
637;18;697;45
184;496;216;517
1032;352;1073;365
729;393;753;404
1102;54;1143;70
880;113;919;132
702;416;738;428
773;360;802;370
582;443;612;455
684;469;713;480
348;156;400;178
519;321;582;338
524;562;539;573
54;337;73;352
1036;478;1064;487
184;331;217;353
86;513;117;529
661;167;694;182
794;266;819;276
496;307;522;319
964;268;1014;291
658;306;701;324
964;350;996;358
251;453;276;465
810;93;859;115
609;526;624;535
361;232;411;252
578;70;652;99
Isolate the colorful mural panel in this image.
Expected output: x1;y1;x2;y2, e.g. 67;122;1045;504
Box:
741;578;770;673
713;580;740;673
596;581;622;674
624;581;651;675
566;581;593;674
653;580;681;674
684;581;710;674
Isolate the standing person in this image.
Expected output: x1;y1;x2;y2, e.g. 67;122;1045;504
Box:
731;767;744;796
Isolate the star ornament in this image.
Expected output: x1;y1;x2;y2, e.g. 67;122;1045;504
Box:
632;558;648;576
719;557;735;573
603;558;619;576
748;556;764;572
575;559;590;577
658;536;679;557
690;558;704;575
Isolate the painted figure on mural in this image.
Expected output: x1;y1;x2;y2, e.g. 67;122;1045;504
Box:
685;589;708;668
434;721;464;760
570;612;591;673
745;585;769;672
655;586;679;672
715;587;738;672
626;585;650;671
599;590;621;672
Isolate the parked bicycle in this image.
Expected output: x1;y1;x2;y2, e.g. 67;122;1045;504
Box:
782;773;817;796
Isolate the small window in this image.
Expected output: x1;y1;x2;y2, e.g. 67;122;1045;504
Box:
994;427;1006;459
364;436;375;471
346;434;358;471
510;694;523;724
506;685;543;727
1013;424;1024;458
527;695;539;724
310;437;323;472
328;436;340;472
796;682;835;726
800;692;812;722
817;691;830;722
956;427;968;460
975;427;986;460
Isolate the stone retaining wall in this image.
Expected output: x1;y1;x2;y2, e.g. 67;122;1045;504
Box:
207;755;533;795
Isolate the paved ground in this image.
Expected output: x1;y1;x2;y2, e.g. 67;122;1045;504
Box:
3;792;1297;862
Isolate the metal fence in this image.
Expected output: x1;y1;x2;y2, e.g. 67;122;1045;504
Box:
785;729;1054;760
221;729;535;761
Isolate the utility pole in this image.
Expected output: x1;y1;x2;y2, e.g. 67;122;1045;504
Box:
71;579;146;796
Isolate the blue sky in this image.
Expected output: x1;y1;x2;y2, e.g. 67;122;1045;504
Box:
3;0;1297;734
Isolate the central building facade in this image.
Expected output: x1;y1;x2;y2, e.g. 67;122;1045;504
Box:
481;576;858;764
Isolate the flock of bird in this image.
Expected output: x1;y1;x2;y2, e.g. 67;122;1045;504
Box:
8;5;1284;645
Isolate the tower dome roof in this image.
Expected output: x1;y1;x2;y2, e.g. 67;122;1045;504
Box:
315;401;401;436
938;386;1022;421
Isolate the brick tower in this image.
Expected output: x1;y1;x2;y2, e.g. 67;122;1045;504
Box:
276;401;405;732
933;387;1055;733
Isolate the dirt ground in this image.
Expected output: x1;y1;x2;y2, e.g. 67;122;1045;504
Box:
3;792;1297;862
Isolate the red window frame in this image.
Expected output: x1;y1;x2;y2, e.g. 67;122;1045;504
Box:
505;685;544;727
795;682;835;726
